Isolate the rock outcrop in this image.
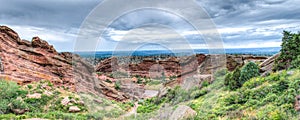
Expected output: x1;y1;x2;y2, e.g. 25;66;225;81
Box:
95;54;267;84
259;53;280;76
96;55;207;78
169;105;197;120
69;106;81;113
0;26;128;102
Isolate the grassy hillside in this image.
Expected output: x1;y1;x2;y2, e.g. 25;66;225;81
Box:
127;68;300;120
0;80;131;120
189;69;300;119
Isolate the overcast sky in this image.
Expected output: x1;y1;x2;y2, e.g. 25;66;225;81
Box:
1;0;300;51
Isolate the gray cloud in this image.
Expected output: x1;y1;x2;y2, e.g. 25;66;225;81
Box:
0;0;101;28
0;0;299;51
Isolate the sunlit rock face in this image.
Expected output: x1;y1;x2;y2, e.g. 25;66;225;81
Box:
0;26;129;102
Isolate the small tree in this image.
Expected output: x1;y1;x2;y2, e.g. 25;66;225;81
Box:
228;67;241;90
239;62;260;85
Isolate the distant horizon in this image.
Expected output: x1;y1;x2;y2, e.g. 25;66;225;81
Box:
75;47;281;58
71;47;281;53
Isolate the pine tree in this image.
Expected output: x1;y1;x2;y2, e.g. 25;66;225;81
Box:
229;67;241;90
274;31;300;70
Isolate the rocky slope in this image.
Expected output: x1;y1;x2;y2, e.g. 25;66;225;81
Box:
0;26;128;101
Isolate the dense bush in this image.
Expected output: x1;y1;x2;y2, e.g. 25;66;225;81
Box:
228;67;241;90
0;80;27;114
214;68;228;78
239;62;260;85
225;62;260;90
137;86;209;114
291;55;300;69
190;69;300;119
224;72;232;86
274;31;300;70
137;97;161;113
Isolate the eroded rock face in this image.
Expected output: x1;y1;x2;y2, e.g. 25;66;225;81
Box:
259;53;280;76
96;54;207;80
169;105;197;120
95;54;266;84
0;26;128;102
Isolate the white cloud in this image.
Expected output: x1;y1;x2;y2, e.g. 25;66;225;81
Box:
224;40;282;48
6;25;77;42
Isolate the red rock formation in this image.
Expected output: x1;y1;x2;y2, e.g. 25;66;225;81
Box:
95;54;207;83
95;54;267;83
259;53;280;76
0;26;128;102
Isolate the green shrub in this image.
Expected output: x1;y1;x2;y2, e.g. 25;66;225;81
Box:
11;99;29;110
225;62;260;90
169;75;177;81
137;97;160;113
291;55;300;69
228;68;241;90
105;79;112;83
0;80;27;113
224;72;232;86
239;62;260;86
214;68;228;78
137;76;143;84
190;89;208;99
201;81;210;88
27;85;33;89
114;81;121;90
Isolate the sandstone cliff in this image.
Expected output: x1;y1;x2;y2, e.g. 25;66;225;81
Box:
0;26;128;101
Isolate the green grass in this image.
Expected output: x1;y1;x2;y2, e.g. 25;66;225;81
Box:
0;80;127;119
189;69;300;119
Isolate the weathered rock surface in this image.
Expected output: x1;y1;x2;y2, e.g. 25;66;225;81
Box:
69;106;81;113
181;74;212;90
96;54;267;84
119;78;145;99
259;53;280;76
26;93;42;99
169;105;197;120
95;54;208;83
12;108;28;115
0;26;128;102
